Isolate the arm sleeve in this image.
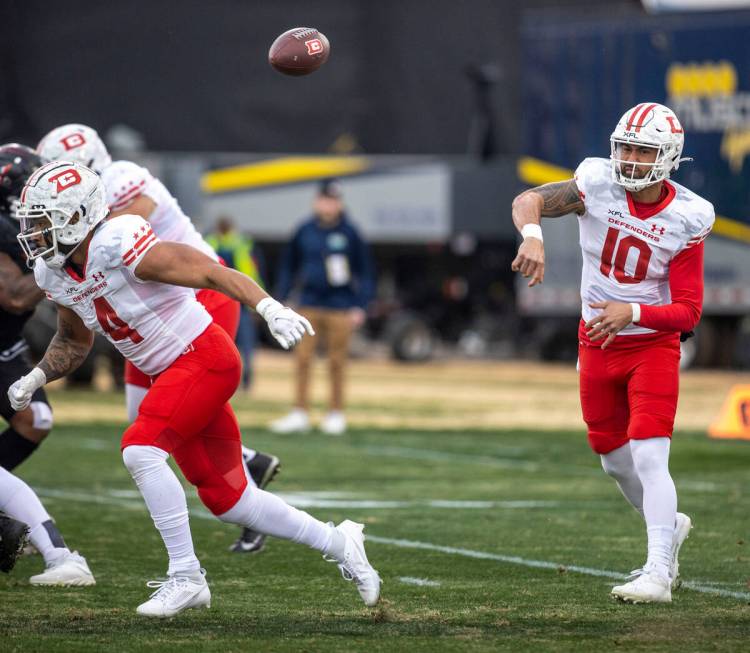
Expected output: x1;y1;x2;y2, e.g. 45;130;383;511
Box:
351;228;375;309
637;242;704;332
274;230;299;302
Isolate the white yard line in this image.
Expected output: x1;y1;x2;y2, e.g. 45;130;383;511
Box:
35;487;750;602
398;576;441;587
35;487;556;511
357;445;540;471
365;535;750;602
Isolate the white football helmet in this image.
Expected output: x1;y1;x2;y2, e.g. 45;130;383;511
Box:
610;102;689;192
37;123;112;174
15;161;108;268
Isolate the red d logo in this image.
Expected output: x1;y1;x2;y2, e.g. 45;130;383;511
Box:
305;38;323;55
61;133;86;150
48;168;82;193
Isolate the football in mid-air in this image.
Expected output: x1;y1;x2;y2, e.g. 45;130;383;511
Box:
268;27;330;76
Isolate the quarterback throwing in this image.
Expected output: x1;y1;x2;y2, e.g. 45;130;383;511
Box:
511;102;714;603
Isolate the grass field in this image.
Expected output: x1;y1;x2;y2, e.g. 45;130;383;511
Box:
1;356;749;652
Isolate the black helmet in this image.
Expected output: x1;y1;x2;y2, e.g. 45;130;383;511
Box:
0;143;43;218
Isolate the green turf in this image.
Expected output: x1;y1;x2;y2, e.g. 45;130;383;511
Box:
1;418;749;652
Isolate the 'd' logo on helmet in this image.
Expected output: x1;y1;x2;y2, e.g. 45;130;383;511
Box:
48;168;82;193
666;116;684;134
305;38;323;55
60;133;86;150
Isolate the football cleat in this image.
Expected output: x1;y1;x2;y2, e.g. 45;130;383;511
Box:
246;452;281;489
320;411;347;436
229;452;281;554
136;569;210;617
269;409;311;434
325;520;381;607
670;512;692;590
0;513;29;573
29;550;96;586
229;529;266;554
611;571;671;604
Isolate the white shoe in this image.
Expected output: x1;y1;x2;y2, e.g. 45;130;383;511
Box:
29;550;96;587
269;409;310;434
326;520;381;606
671;512;692;590
611;571;671;603
320;411;346;435
136;570;211;617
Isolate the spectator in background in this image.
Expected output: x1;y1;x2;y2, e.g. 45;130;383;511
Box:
206;216;264;391
270;179;375;435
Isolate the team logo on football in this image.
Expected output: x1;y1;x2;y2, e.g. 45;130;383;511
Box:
60;133;86;150
651;224;666;235
48;168;82;193
305;38;323;55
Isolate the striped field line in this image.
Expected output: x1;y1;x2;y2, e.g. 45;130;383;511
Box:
34;487;750;602
398;576;442;587
367;535;750;602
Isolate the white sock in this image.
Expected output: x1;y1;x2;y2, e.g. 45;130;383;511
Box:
125;384;149;423
122;445;200;576
217;483;340;556
600;443;644;517
0;466;69;563
631;437;676;579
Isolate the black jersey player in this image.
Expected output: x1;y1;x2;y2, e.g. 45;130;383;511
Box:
0;144;95;585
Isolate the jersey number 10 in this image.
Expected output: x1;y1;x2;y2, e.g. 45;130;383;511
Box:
599;227;652;284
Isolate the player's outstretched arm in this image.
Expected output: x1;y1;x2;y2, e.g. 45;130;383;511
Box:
511;179;585;287
7;305;93;411
136;241;314;349
135;241;269;307
0;253;45;314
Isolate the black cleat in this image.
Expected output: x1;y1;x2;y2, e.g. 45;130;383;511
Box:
229;527;267;554
0;513;29;573
230;452;281;554
246;452;281;489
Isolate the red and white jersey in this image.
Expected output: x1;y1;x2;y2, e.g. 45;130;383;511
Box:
575;157;714;336
34;214;212;375
101;160;218;261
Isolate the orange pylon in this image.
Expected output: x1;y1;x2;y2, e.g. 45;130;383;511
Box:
708;385;750;440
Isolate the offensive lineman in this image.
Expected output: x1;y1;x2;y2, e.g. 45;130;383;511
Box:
511;103;713;603
9;162;380;616
0;144;94;585
38;124;278;554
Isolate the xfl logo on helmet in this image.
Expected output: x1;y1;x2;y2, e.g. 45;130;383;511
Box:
305;38;323;55
60;133;86;150
48;168;82;193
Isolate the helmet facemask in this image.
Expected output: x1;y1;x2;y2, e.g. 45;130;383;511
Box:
610;139;676;192
16;206;85;269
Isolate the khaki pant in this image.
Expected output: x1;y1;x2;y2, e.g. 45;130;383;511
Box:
294;307;354;411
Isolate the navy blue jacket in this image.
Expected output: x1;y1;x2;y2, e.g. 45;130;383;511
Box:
275;213;375;310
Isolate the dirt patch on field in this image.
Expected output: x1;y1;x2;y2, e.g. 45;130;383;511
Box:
50;352;744;431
